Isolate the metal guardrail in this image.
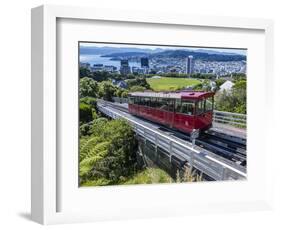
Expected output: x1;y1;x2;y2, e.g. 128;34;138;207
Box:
97;102;246;181
213;110;246;128
112;97;128;104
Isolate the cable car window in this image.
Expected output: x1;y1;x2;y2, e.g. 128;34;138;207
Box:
181;100;194;115
150;97;157;107
141;97;145;106
159;99;169;111
156;98;163;109
168;99;174;112
128;97;134;104
196;100;205;114
139;97;144;106
175;99;181;113
144;97;150;107
205;96;213;111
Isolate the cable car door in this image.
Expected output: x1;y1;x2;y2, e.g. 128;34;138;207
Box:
165;99;174;128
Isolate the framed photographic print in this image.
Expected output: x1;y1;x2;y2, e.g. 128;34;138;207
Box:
31;5;274;225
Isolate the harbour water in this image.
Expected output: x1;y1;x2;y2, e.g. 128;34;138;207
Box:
80;54;140;68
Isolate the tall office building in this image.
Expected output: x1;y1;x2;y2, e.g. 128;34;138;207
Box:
140;57;149;74
185;55;194;77
140;57;149;68
120;59;131;75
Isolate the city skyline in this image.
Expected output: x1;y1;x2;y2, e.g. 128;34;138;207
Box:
80;42;247;77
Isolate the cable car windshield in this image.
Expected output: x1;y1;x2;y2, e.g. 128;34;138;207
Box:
175;99;195;115
196;96;214;115
128;97;134;104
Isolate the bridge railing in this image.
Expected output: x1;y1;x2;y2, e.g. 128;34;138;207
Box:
97;102;247;181
213;110;246;128
112;97;128;104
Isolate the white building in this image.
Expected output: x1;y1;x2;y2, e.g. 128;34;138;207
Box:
219;80;234;93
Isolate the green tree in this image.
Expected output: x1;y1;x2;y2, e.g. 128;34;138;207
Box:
80;97;97;107
115;89;123;98
215;80;246;114
79;77;99;98
98;81;117;101
232;73;247;82
129;85;146;92
215;78;226;88
79;66;93;78
91;117;108;136
121;90;128;98
127;77;151;89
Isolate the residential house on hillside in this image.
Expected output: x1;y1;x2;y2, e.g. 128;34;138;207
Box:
218;80;234;93
112;79;128;89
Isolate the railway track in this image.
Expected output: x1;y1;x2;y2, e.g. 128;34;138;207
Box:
102;101;247;166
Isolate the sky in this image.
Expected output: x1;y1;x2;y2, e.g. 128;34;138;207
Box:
80;42;247;56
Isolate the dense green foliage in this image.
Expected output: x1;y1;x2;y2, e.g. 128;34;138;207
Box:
80;66;137;81
79;103;93;124
232;73;247;81
126;77;151;89
215;80;246;114
80;119;138;186
79;77;99;98
80;96;97;108
98;81;118;101
79;96;98;127
129;85;146;92
192;79;213;91
215;78;226;88
115;88;129;98
79;66;92;78
123;168;172;185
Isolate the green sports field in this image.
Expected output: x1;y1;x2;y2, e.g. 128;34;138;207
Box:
146;77;200;91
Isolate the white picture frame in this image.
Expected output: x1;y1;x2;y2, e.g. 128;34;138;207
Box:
31;4;274;225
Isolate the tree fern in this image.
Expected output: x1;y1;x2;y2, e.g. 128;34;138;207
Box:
79;141;110;177
79;136;101;162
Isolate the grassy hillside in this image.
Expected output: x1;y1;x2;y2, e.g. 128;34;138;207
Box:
147;77;200;91
81;168;173;186
123;168;173;185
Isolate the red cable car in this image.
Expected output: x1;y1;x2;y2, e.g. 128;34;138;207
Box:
128;91;215;134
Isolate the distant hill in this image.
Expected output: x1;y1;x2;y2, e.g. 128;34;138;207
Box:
80;45;246;62
102;51;149;58
150;49;246;61
80;46;157;55
194;48;245;56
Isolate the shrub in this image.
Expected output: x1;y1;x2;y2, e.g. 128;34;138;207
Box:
129;85;146;92
127;77;151;89
79;103;92;123
80;122;93;137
